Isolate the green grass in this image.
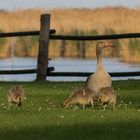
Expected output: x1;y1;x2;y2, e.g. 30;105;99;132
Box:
0;80;140;140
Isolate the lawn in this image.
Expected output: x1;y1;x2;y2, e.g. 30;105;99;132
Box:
0;80;140;140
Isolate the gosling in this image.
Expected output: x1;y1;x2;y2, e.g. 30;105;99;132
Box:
98;87;117;111
62;87;95;109
7;85;25;107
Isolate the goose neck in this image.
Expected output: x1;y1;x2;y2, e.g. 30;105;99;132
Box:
96;47;103;65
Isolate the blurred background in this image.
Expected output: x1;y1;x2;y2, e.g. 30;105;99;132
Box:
0;0;140;81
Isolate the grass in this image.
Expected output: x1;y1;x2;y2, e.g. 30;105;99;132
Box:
0;80;140;140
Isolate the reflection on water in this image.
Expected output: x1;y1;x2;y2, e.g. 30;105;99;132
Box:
0;57;140;81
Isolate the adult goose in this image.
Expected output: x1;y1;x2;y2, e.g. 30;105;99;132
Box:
85;41;113;93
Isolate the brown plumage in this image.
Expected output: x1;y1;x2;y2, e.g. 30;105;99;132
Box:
85;41;113;93
7;85;25;107
62;87;96;109
98;87;117;110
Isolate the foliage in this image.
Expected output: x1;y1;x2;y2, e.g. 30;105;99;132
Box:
129;39;140;54
0;7;140;61
15;36;39;57
0;29;7;47
0;38;7;46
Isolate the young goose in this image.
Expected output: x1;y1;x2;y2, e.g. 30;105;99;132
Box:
7;85;25;107
98;87;117;110
62;87;96;109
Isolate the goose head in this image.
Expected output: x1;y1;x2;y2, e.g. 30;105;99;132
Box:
96;40;113;51
96;41;114;62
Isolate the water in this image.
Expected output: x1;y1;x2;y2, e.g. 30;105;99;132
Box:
0;57;140;81
0;57;37;81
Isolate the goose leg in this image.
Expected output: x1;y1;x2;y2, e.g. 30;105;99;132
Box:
91;100;94;108
113;103;116;110
82;105;85;110
103;104;107;111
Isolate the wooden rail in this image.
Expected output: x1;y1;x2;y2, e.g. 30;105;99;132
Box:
47;71;140;77
50;33;140;40
0;67;54;74
0;30;55;37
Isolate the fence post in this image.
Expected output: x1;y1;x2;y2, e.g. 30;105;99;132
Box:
36;14;50;81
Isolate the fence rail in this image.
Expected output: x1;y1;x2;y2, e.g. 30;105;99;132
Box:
47;71;140;77
50;33;140;41
0;29;55;38
0;31;140;40
0;67;54;75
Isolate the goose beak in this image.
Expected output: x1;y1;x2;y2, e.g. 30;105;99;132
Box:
104;41;114;48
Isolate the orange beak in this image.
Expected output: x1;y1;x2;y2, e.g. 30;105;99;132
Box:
104;41;114;48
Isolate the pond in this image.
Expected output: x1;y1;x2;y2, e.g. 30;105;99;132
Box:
0;57;140;81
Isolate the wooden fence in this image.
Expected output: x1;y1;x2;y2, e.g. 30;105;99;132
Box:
0;14;140;81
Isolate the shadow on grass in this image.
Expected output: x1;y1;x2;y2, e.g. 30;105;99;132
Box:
0;120;139;140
